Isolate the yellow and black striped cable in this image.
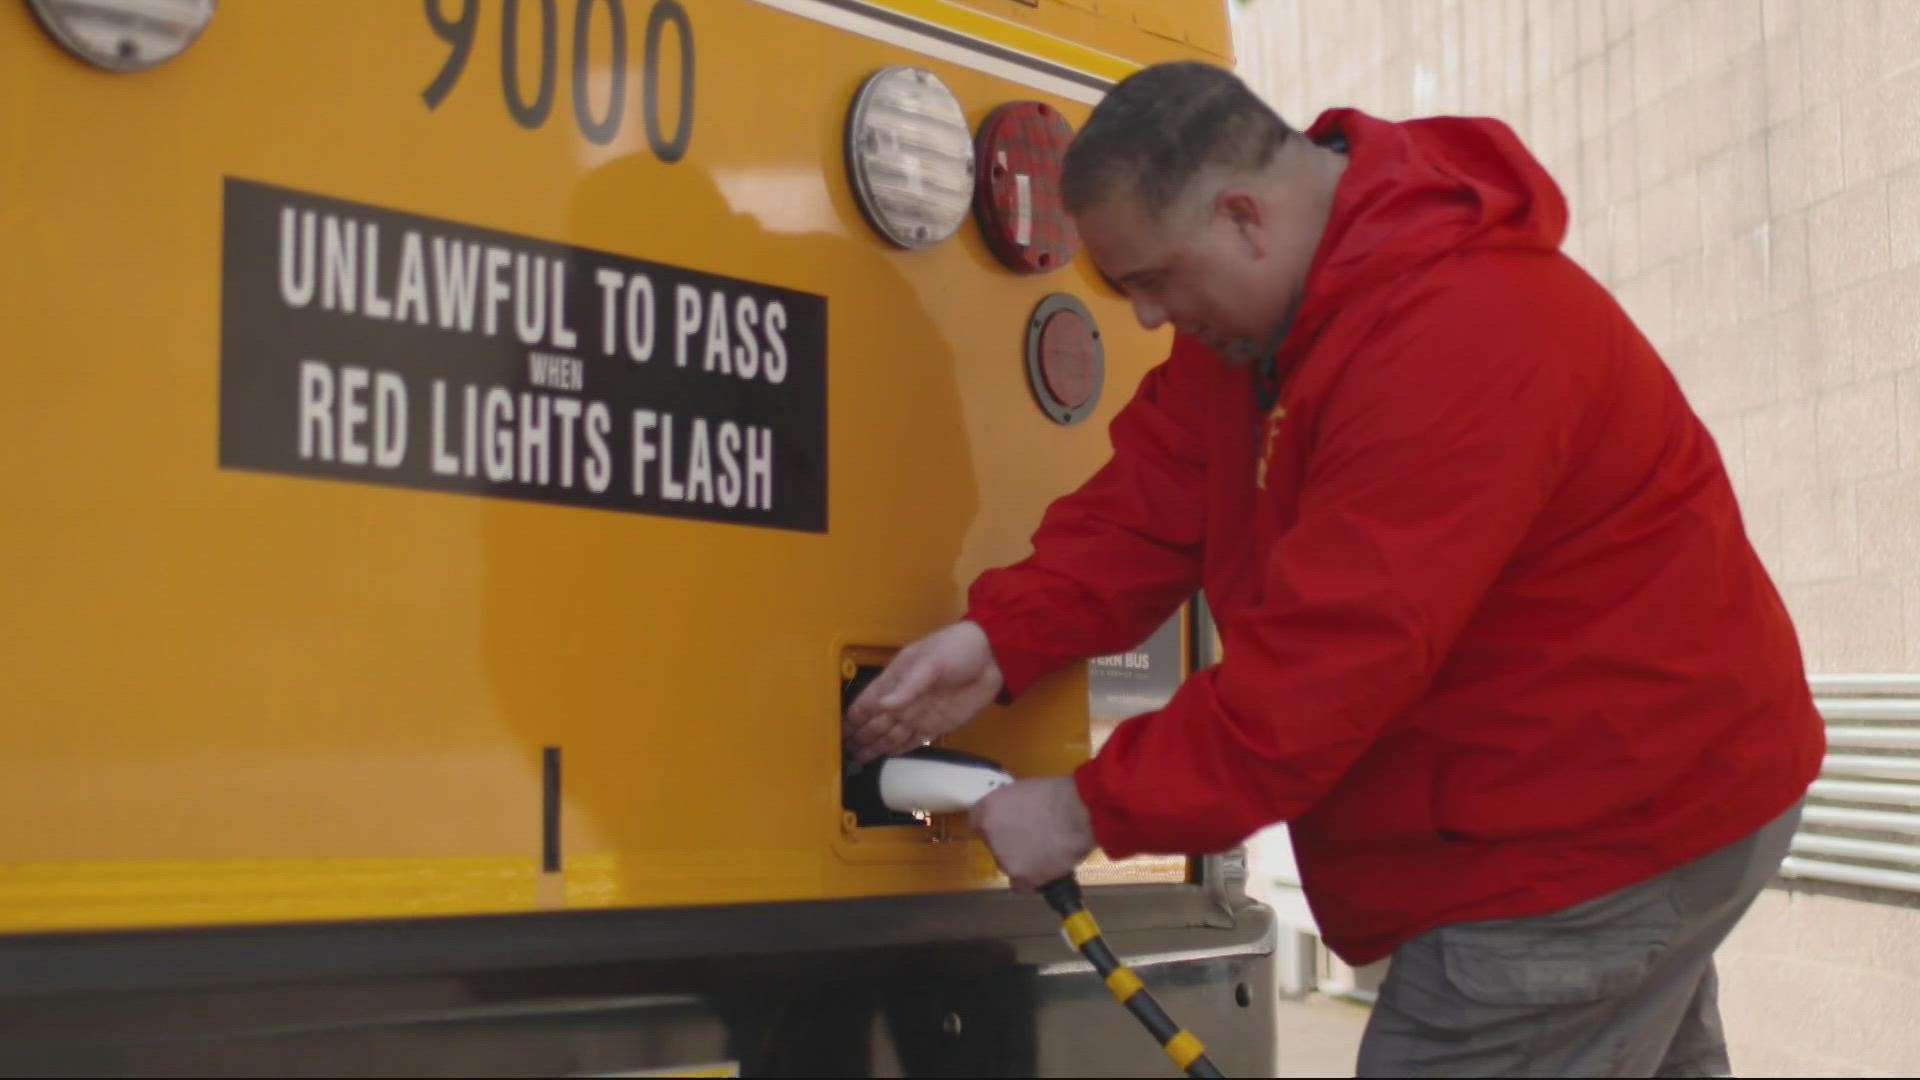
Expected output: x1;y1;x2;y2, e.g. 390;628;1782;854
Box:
1040;877;1225;1079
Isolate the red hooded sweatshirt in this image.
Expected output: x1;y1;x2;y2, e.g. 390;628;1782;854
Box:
964;109;1826;966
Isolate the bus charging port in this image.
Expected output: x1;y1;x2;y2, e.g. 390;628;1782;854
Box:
840;661;930;830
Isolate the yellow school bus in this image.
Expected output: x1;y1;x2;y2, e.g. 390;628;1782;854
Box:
0;0;1274;1074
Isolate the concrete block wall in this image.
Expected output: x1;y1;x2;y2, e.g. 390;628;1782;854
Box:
1231;3;1920;1074
1232;0;1920;673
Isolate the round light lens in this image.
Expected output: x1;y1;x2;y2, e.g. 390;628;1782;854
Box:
1038;309;1097;409
974;101;1081;274
845;66;975;250
27;0;215;72
1025;293;1104;425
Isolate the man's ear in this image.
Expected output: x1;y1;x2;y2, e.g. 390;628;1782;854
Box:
1218;189;1265;254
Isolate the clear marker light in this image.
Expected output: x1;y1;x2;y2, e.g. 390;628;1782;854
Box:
27;0;215;72
845;66;976;250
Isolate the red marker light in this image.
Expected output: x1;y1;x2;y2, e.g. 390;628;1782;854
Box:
974;101;1080;274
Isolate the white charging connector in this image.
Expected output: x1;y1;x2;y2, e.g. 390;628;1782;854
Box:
875;748;1014;814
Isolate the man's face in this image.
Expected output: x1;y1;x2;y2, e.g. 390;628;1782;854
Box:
1077;177;1306;364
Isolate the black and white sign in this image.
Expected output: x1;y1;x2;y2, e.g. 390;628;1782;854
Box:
219;177;827;531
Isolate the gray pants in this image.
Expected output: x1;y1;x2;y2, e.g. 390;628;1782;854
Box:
1356;800;1803;1078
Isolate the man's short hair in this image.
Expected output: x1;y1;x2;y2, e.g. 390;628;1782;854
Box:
1061;62;1292;218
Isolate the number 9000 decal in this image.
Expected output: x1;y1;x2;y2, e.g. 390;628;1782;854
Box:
421;0;694;160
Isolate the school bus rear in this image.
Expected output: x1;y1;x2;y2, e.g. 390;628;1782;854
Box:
0;1;1275;1074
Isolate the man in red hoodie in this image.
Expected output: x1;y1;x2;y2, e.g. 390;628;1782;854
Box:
844;62;1824;1076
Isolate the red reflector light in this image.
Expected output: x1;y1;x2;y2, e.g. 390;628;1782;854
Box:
1025;294;1104;425
1039;310;1096;409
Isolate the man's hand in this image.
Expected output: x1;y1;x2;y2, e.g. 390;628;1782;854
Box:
968;777;1096;893
844;621;1005;763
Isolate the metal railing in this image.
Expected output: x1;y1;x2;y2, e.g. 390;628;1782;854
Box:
1782;676;1920;896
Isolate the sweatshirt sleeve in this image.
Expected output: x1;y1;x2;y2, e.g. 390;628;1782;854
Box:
1074;277;1588;858
963;339;1213;700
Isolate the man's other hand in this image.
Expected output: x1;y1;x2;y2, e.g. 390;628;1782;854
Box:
969;777;1096;893
844;620;1004;763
